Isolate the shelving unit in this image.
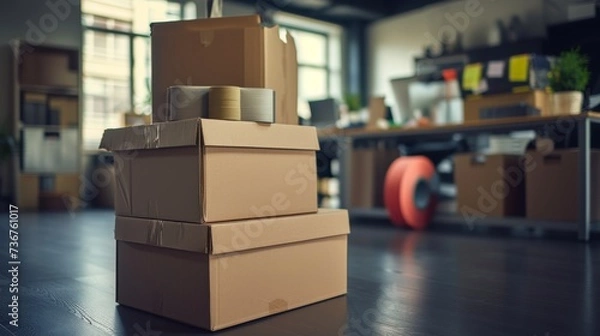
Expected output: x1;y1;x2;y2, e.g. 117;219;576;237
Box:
317;113;600;241
10;40;82;211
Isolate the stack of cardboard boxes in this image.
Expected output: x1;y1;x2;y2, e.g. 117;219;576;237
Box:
100;15;350;331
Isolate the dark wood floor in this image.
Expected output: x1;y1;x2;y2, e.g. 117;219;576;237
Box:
0;210;598;336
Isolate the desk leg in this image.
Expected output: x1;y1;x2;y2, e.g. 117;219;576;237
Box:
578;118;591;241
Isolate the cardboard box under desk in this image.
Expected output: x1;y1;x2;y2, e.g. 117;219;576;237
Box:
115;209;350;331
454;153;526;218
526;150;600;222
151;15;298;125
99;118;319;223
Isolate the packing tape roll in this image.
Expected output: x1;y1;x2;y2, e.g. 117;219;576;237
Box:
240;88;275;123
384;156;438;229
167;86;209;120
209;86;241;121
167;86;274;123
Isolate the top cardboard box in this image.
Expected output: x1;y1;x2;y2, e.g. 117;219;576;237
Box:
100;118;319;223
151;15;298;125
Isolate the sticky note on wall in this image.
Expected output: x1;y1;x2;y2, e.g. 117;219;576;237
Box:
462;63;482;91
509;55;530;82
487;61;505;78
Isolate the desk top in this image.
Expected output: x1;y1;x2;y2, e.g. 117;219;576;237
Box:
317;112;600;141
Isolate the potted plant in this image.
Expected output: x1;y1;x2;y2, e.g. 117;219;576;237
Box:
549;48;590;115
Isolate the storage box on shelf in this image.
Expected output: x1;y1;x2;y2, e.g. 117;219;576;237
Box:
463;90;550;122
526;149;600;222
454;153;526;218
11;40;81;211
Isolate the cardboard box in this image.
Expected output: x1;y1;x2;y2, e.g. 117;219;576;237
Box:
21;51;78;88
115;209;349;331
22;127;79;173
373;148;399;207
18;174;39;210
350;146;398;208
151;15;298;125
454;153;526;218
350;148;376;208
463;90;550;122
21;93;47;125
526;150;600;222
100;118;319;223
49;97;78;127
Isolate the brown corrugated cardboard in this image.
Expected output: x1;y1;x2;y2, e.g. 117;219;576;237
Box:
115;209;349;331
18;174;39;210
151;15;298;125
526;150;600;222
49;97;78;127
463;91;549;122
373;147;399;207
367;97;386;128
100;118;319;223
455;153;526;218
21;51;78;88
350;148;376;208
350;146;398;208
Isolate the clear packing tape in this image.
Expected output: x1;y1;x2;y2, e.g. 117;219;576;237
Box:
168;85;275;123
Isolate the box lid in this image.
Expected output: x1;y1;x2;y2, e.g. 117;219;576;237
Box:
150;15;261;32
99;119;319;151
115;209;349;255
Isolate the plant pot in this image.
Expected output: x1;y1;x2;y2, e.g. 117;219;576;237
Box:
551;91;583;115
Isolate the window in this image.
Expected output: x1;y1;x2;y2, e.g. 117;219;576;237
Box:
81;0;192;151
275;13;343;120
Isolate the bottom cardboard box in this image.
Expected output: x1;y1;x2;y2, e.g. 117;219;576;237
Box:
115;209;350;331
526;149;600;222
454;153;526;218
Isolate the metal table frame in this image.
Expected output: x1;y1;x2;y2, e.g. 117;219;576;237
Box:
318;113;600;241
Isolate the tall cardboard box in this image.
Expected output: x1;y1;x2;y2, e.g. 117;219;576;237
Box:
100;119;319;223
526;150;600;222
454;153;526;218
115;209;349;331
151;15;298;125
350;148;376;208
49;97;79;127
18;174;39;210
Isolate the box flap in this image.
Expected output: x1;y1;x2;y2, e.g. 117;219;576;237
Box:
99;119;200;151
115;216;210;253
150;15;261;32
200;119;319;150
209;209;349;255
114;209;349;254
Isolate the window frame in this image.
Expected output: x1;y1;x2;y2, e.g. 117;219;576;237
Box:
280;23;331;97
83;25;149;114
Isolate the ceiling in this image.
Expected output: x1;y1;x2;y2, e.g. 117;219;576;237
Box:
231;0;449;23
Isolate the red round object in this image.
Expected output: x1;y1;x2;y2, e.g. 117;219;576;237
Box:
399;156;437;230
383;157;410;226
383;156;438;229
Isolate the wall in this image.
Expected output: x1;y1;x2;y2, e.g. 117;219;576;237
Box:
0;0;82;197
368;0;545;113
